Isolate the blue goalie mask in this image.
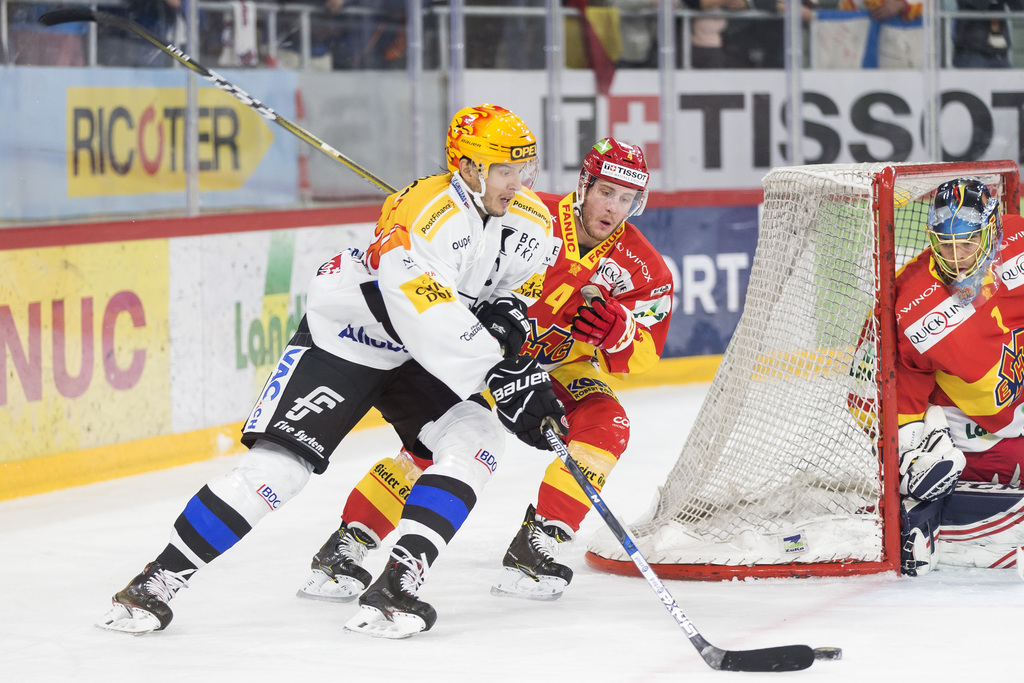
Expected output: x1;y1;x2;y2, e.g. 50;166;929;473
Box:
927;178;1002;306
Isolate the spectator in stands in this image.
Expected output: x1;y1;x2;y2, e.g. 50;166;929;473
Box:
816;0;923;69
98;0;182;67
723;0;815;69
465;0;545;69
608;0;658;68
952;0;1024;68
7;4;86;66
277;0;343;70
327;0;407;69
684;0;749;68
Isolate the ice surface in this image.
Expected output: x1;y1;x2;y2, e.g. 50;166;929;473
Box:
3;384;1022;682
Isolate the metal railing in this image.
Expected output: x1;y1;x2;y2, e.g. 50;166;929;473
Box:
4;1;1022;70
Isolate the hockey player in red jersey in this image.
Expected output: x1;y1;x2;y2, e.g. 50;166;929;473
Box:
301;138;675;614
894;177;1024;575
96;104;566;636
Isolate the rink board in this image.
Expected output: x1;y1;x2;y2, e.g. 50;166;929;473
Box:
0;200;738;500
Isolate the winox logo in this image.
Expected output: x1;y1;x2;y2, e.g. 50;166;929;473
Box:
285;386;345;420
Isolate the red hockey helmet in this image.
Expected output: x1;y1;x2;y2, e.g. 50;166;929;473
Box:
576;138;650;218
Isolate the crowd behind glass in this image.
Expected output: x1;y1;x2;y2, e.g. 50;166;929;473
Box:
2;0;1022;70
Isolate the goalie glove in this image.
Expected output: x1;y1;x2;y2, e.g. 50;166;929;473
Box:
570;295;636;353
474;297;532;358
486;355;567;451
898;405;966;502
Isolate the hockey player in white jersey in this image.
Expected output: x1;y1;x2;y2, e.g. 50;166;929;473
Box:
96;103;566;635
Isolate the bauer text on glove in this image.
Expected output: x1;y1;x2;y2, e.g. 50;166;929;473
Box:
485;355;567;451
570;296;637;353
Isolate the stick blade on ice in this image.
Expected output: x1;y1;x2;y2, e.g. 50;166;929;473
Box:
718;645;815;672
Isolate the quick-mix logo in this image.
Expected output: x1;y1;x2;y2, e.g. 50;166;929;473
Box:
905;294;975;354
999;252;1024;290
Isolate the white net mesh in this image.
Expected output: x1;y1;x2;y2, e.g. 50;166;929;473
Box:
589;163;1011;574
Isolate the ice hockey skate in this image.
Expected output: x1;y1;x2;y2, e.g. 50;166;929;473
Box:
96;561;190;634
491;504;574;601
344;547;436;639
297;521;377;602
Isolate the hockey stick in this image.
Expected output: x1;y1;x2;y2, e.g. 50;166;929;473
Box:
38;8;397;195
542;426;832;672
544;286;840;672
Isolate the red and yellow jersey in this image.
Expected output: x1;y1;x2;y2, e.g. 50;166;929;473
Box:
896;213;1024;450
519;192;674;378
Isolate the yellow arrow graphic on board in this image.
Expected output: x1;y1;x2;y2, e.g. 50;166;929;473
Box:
65;87;275;197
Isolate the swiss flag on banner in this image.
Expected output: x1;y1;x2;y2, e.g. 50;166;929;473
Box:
567;0;616;96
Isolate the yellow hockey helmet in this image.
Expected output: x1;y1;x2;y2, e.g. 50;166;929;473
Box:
445;104;539;189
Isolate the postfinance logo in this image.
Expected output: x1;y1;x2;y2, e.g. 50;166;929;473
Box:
66;87;274;197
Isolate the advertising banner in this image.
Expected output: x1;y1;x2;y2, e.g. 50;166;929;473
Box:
0;239;171;461
634;205;760;358
0;68;299;222
463;69;1024;194
0;203;752;496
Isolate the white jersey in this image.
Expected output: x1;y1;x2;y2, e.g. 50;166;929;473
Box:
305;171;555;399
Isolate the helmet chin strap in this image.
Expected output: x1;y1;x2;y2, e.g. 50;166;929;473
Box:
467;162;489;217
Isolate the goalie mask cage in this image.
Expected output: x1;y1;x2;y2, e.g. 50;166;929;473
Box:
587;161;1021;580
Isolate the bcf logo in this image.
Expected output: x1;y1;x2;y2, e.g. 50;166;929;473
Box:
285;386;345;420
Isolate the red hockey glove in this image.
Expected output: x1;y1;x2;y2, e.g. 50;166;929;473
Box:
570;296;636;353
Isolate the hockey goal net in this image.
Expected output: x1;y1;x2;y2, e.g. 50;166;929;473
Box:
587;161;1021;579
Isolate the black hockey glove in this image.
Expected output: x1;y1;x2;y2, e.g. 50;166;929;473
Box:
475;297;532;358
485;355;567;451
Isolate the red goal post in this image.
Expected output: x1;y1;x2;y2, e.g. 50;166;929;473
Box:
586;161;1021;580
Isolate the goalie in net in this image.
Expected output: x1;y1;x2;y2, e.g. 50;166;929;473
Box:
587;161;1023;580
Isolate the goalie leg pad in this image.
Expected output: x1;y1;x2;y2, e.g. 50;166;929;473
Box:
934;482;1024;569
900;498;942;576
